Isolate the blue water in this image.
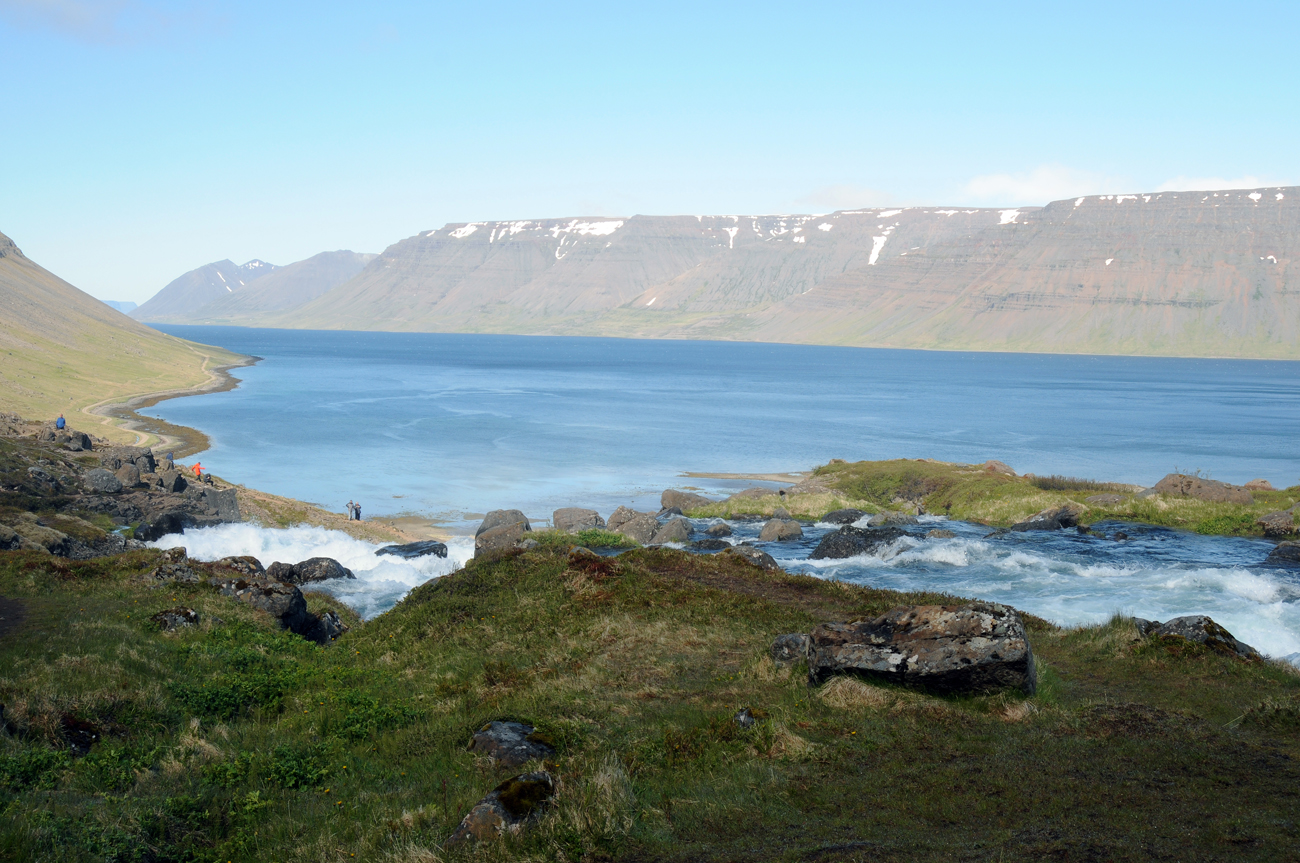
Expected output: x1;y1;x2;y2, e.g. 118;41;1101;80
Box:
143;326;1300;658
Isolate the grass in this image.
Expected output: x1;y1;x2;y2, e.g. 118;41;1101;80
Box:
686;491;880;522
2;545;1299;861
531;528;640;549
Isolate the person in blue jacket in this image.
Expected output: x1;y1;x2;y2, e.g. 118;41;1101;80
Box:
55;414;65;430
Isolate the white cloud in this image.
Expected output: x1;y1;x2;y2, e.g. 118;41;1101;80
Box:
963;164;1121;206
1154;175;1288;192
795;184;898;210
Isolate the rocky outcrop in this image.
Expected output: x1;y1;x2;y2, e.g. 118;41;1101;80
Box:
83;468;123;494
661;489;714;511
266;557;355;585
809;526;907;560
208;575;348;644
758;518;802;541
723;545;781;571
821;509;866;525
376;540;448;559
218;555;266;575
1010;504;1084;532
468;721;557;768
981;460;1016;476
446;771;557;847
552;507;605;533
1151;474;1253;504
1149;615;1260;660
475;510;532;555
651;517;693;544
807;602;1037;694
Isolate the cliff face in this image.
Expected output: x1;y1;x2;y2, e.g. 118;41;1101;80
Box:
148;186;1298;358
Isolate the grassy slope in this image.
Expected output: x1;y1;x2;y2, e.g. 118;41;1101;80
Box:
2;545;1298;861
0;233;248;445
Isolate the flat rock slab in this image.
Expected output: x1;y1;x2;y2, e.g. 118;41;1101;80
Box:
377;540;448;559
808;601;1037;695
809;526;908;560
469;720;557;767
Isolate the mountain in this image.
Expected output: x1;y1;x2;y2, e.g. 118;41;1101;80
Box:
172;251;376;323
131;259;277;322
0;229;248;437
103;300;137;314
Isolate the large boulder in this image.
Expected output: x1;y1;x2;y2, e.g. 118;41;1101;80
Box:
1266;541;1300;565
157;469;187;494
821;509;866;525
1151;615;1260;660
210;576;314;634
135;510;195;542
651;517;694;544
218;555;266;575
723;545;781;571
1010;504;1084;532
475;509;532;555
1256;506;1297;537
661;489;714;511
704;522;732;537
1151;474;1253;504
204;487;241;522
606;505;641;531
981;460;1017;476
1244;478;1275;491
267;557;355;585
446;771;557;847
809;526;907;560
758;518;803;541
83;468;123;494
608;507;658;544
377;540;448;559
807;602;1037;694
468;721;557;768
552;507;605;533
114;463;141;488
11;518;70;555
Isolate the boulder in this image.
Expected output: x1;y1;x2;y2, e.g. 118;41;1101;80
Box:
468;720;557;768
445;771;557;847
770;633;810;667
809;526;907;560
758;518;803;542
651;517;694;544
11;519;70;555
1084;493;1125;505
205;488;241;522
99;446;151;471
821;509;866;525
867;511;919;527
151;607;198;630
981;460;1017;476
807;602;1037;695
157;469;187;494
62;431;92;451
377;540;448;559
83;468;123;494
302;610;349;644
723;545;781;571
689;538;731;551
135;511;194;542
114;464;141;488
1150;474;1252;504
773;506;792;519
661;489;714;511
1256;508;1296;537
552;507;605;533
606;505;641;531
925;528;957;539
133;450;157;474
1266;541;1300;565
0;524;19;551
1244;478;1275;491
270;557;355;585
657;506;683;517
475;509;532;555
1151;615;1260;660
1010;504;1084;532
610;509;659;544
209;576;335;640
1132;618;1162;636
218;555;266;575
704;522;732;537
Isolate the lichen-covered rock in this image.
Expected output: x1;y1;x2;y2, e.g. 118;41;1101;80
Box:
151;607;198;630
1257;508;1297;537
771;633;810;667
1152;615;1260;660
210;576;312;633
83;468;123;494
758;518;803;541
446;771;557;847
469;720;557;768
376;540;448;559
661;489;714;511
114;463;141;488
1244;478;1275;490
1151;474;1252;504
552;507;605;533
808;602;1037;695
651;517;694;544
218;555;266;575
723;545;781;571
809;526;907;560
475;509;532;555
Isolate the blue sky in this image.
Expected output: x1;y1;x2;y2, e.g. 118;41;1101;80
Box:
1;0;1296;302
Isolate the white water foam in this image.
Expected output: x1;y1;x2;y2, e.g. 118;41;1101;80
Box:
150;523;474;620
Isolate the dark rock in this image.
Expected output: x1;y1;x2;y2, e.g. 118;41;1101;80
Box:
205;487;240;522
1151;474;1253;504
63;431;92;451
446;771;557;847
868;511;919;526
1010;504;1084;532
925;528;957;539
135;511;195;542
552;507;605;533
302;610;349;644
758;518;802;541
1257;508;1297;537
377;540;448;559
218;555;266;575
265;561;294;581
808;602;1037;695
1133;618;1161;636
151;607;198;630
651;517;693;544
733;707;759;729
809;526;908;560
821;508;866;525
469;720;557;768
1085;493;1125;505
657;505;683;518
0;525;19;550
689;538;731;551
475;509;532;555
114;464;141;488
133;450;157;474
60;714;100;755
83;468;123;494
661;489;714;511
723;545;781;571
209;576;315;636
157;470;187;494
1266;540;1300;565
771;633;810;667
1151;615;1260;660
274;557;355;585
1113;531;1130;541
704;522;732;537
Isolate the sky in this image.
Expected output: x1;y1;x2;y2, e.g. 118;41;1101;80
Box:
1;0;1297;303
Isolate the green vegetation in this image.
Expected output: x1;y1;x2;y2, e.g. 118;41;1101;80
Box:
2;544;1299;861
531;528;640;549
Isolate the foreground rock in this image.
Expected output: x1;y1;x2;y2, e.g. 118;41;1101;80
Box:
807;602;1037;695
266;557;355;584
661;489;715;511
1010;503;1084;532
208;576;349;644
377;540;448;559
1151;473;1253;504
446;771;557;847
651;517;693;544
1150;615;1260;660
552;507;605;533
1266;541;1300;565
1257;506;1298;537
469;721;557;768
809;526;908;560
607;506;659;544
758;518;803;541
704;522;732;537
475;509;532;555
723;545;781;571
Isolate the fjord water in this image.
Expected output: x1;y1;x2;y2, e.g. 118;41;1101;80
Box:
147;326;1300;657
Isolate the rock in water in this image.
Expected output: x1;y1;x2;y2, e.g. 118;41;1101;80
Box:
608;507;658;544
1150;473;1253;504
1266;541;1300;565
661;489;714;511
376;540;448;559
704;522;732;537
651;517;693;544
689;538;731;551
1010;504;1084;532
868;511;919;526
83;468;123;494
807;602;1037;695
821;508;866;525
469;721;557;768
1152;615;1260;659
925;528;957;539
475;509;531;555
552;507;605;533
809;526;907;560
723;545;781;571
446;771;557;847
758;518;803;541
287;557;356;584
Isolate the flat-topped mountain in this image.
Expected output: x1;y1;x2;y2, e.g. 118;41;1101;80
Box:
143;186;1299;358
